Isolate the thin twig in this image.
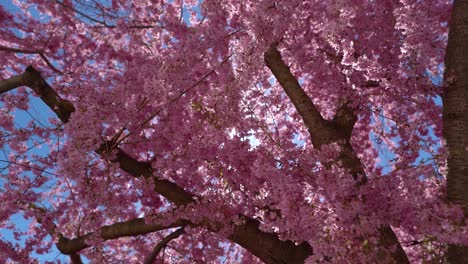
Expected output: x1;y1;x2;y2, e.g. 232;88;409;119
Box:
0;159;60;177
39;53;64;74
179;0;184;23
142;54;232;127
0;45;41;54
115;54;232;145
55;0;110;26
0;45;64;74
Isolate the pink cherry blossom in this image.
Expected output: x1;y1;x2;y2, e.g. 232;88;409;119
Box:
0;0;467;263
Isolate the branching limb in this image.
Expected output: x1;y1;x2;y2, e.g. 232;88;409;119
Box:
97;146;196;206
264;43;334;147
1;66;313;264
56;218;188;255
0;45;64;74
265;44;364;178
24;202;189;257
0;66;74;122
264;43;409;263
0;44;42;54
0;74;26;94
55;0;110;26
23;202;57;237
38;53;64;74
23;203;84;262
143;228;185;264
21;66;74;121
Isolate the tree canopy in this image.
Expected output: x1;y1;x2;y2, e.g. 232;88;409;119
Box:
0;0;467;263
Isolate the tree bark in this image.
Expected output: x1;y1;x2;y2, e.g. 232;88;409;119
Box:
443;0;468;263
265;43;409;263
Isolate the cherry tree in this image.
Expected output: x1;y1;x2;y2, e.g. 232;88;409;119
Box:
0;0;467;263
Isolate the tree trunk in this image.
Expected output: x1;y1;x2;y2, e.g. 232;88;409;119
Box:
443;0;468;263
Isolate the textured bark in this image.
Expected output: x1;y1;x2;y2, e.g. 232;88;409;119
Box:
265;43;409;263
100;147;195;206
264;43;335;148
443;0;468;262
0;66;75;122
56;218;188;254
1;66;313;264
106;148;314;263
230;216;312;264
0;74;26;94
69;253;83;264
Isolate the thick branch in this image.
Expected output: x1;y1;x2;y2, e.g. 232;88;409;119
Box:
0;74;26;94
265;44;409;263
443;0;468;262
229;216;312;264
378;225;412;264
0;66;74;122
1;66;313;263
264;43;335;147
70;253;83;264
97;146;195;206
106;148;313;263
56;218;188;255
143;228;185;264
24;203;84;262
22;66;74;122
0;45;64;74
333;103;358;141
265;45;364;178
55;0;155;29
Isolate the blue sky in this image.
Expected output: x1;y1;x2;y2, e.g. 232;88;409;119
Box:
0;1;79;262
